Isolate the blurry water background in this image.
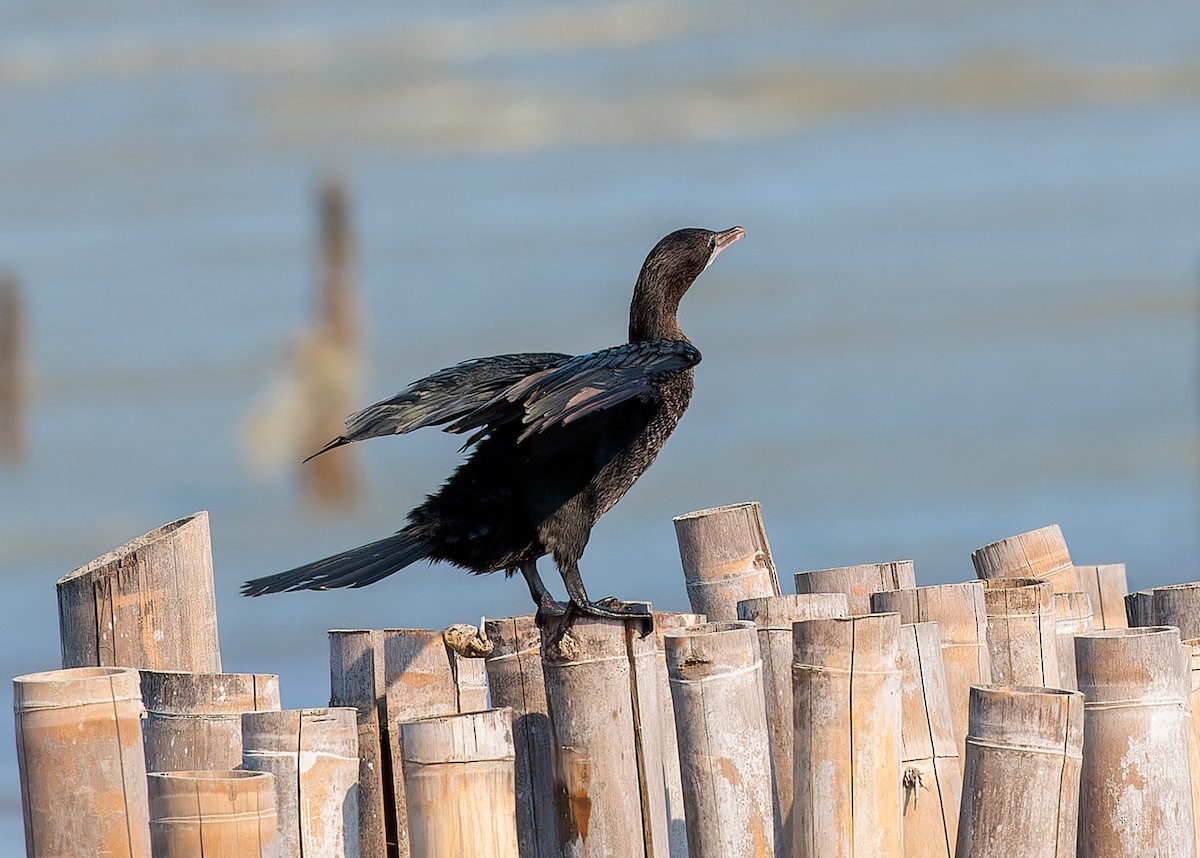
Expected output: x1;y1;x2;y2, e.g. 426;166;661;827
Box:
2;0;1199;839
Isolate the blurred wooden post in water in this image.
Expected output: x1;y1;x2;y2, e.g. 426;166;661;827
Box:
1075;627;1195;858
650;611;706;858
148;770;277;857
794;560;916;615
674;502;780;620
14;666;152;858
664;621;774;858
301;174;361;508
870;582;991;761
57;511;221;672
980;578;1059;687
955;686;1083;858
1052;592;1094;691
1076;563;1128;629
737;592;849;855
141;670;280;772
540;613;670;857
971;524;1080;593
241;708;361;858
0;274;25;465
792;613;903;858
895;623;961;858
484;615;561;858
400;709;519;858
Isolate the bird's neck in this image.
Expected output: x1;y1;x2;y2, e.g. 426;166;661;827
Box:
628;276;686;342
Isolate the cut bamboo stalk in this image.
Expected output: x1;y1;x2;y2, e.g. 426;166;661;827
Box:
400;708;518;858
794;560;916;615
14;666;152;858
1125;589;1156;627
540;613;670;857
737;592;849;855
1075;563;1129;629
870;582;991;762
954;685;1083;858
651;610;707;858
56;512;221;672
895;623;961;858
141;670;280;772
1075;627;1196;857
1180;639;1200;850
241;707;360;858
971;524;1080;594
980;578;1059;687
664;621;774;858
1151;583;1200;641
792;613;904;858
484;615;561;858
674;502;780;620
1051;592;1094;692
148;770;277;857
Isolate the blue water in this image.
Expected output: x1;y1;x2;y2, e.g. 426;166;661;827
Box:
2;0;1199;842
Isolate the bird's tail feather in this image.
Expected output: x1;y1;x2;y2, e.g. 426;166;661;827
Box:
241;531;431;596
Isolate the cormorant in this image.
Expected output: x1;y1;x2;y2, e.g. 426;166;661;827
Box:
242;225;744;621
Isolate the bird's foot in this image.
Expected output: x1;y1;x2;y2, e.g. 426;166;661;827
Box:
534;595;570;628
581;596;653;619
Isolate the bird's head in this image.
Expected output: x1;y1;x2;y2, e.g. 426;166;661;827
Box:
629;225;744;342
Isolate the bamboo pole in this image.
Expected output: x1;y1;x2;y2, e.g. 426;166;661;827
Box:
1125;589;1156;627
148;770;277;857
540;613;670;857
14;666;152;858
241;707;360;858
870;582;991;762
651;610;707;858
794;560;916;615
56;512;221;672
954;685;1083;858
484;615;561;858
1181;639;1200;850
0;273;25;464
896;623;961;858
1051;592;1094;692
792;613;904;858
399;708;518;858
674;502;780;620
141;670;280;772
1075;627;1196;857
1151;582;1200;641
737;592;849;856
664;621;774;858
971;524;1079;594
1075;563;1128;629
980;578;1059;687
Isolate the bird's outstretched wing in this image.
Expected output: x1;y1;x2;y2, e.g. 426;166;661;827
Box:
449;338;701;442
305;352;570;460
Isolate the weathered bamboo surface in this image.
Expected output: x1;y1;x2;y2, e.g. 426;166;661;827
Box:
241;707;360;858
955;685;1083;857
14;666;152;858
1075;627;1196;857
1181;639;1200;845
651;610;707;858
1150;582;1200;641
793;613;903;858
148;770;278;857
400;708;519;858
1075;563;1128;629
674;502;780;620
870;582;990;761
794;560;916;615
56;511;221;672
971;524;1080;594
980;577;1059;687
540;613;669;857
1125;588;1155;627
664;621;774;858
484;615;561;858
896;623;961;858
737;592;849;855
1051;591;1094;692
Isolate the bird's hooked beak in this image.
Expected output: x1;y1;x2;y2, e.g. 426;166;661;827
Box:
708;225;745;267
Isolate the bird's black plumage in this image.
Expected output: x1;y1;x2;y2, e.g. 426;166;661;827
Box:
242;225;745;617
